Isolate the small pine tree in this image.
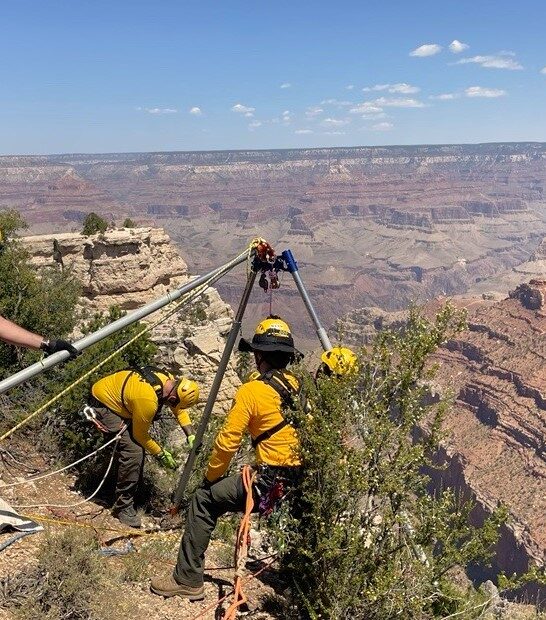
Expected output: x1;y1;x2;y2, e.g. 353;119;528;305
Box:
122;218;136;228
82;212;108;236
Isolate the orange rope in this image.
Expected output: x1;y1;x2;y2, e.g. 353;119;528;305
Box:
222;464;257;620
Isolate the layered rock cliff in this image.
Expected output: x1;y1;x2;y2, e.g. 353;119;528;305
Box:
340;283;546;589
21;227;241;412
3;143;545;346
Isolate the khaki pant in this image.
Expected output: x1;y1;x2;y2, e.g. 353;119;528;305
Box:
95;407;145;512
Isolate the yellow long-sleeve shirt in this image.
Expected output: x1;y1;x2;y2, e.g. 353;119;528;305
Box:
206;373;302;482
91;370;191;455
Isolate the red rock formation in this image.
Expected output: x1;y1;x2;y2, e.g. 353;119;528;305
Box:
430;284;546;587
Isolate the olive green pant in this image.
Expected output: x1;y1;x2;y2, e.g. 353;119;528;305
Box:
174;474;258;586
95;407;145;512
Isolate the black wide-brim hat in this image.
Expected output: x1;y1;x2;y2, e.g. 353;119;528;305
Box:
238;334;300;355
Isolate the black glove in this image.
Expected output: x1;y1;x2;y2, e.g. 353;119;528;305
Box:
41;338;79;358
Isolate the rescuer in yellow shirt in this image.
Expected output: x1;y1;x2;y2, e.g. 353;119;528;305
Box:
151;316;304;600
89;366;199;528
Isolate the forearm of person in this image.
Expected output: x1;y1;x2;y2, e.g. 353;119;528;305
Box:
0;316;43;349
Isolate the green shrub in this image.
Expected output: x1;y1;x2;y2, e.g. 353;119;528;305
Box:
122;217;136;228
81;212;108;236
275;304;508;619
0;209;80;378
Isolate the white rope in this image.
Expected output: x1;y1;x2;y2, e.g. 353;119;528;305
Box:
2;425;126;488
13;428;122;509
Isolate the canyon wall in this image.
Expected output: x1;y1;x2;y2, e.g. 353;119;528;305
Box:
2;143;545;346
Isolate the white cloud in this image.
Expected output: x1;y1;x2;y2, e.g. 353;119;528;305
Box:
449;39;469;54
429;93;459;100
321;98;353;107
465;86;506;98
189;106;202;116
282;110;293;124
321;118;350;127
144;107;178;114
374;97;426;108
349;102;384;114
248;120;262;130
410;43;442;57
305;106;324;118
231;103;256;114
323;131;346;135
346;84;355;90
244;112;254;117
456;54;523;70
363;83;420;94
541;66;546;74
295;129;313;134
280;82;291;89
361;112;387;120
371;121;394;131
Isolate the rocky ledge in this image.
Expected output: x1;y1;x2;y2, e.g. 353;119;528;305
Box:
21;227;241;413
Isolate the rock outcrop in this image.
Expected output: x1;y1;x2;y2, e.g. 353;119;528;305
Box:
21;227;241;412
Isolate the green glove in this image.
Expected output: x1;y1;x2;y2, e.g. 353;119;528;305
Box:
187;434;196;449
156;449;177;470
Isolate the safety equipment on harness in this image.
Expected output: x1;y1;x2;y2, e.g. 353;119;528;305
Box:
251;369;306;448
238;316;297;354
40;338;79;358
320;346;358;376
81;404;110;433
254;464;302;517
187;434;195;449
156;449;177;470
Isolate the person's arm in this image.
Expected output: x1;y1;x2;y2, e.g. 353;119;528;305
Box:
0;315;43;348
205;386;253;482
0;315;79;356
173;406;196;447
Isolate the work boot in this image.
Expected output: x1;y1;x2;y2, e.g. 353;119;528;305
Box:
150;574;205;600
112;506;141;528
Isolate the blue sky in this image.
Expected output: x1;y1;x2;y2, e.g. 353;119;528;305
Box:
1;0;545;154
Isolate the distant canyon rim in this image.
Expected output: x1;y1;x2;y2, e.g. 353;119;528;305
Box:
2;142;546;347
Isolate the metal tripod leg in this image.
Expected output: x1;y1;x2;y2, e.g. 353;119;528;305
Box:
281;249;332;352
171;267;258;511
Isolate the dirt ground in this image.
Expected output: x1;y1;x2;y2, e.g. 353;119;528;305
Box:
0;438;280;620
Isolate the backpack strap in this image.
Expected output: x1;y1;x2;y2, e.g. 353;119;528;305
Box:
251;370;303;448
121;366;166;417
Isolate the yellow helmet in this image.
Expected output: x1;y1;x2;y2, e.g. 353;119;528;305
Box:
320;347;358;376
238;315;297;354
175;377;200;408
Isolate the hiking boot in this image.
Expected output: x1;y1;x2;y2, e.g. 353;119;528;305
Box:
150;574;204;600
112;506;141;528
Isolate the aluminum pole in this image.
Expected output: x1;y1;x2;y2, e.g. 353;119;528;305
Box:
0;251;249;395
281;249;332;351
171;267;258;511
